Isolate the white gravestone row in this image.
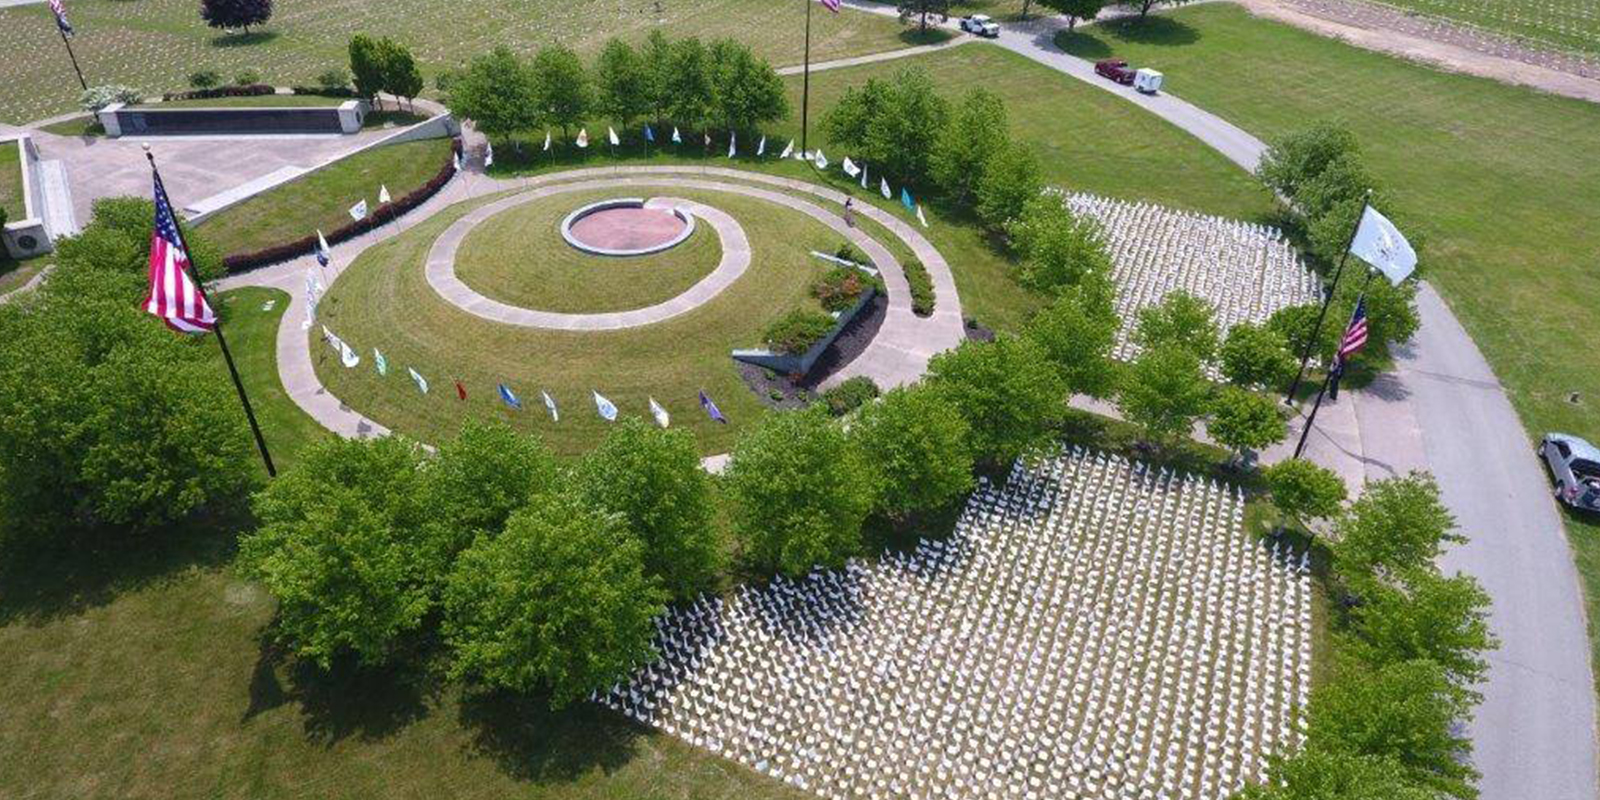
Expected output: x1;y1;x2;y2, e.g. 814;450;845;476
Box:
597;447;1313;800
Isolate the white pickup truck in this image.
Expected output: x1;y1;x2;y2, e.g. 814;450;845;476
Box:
959;14;1000;38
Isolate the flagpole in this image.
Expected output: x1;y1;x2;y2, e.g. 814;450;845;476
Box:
58;26;87;91
145;148;277;478
1284;192;1371;404
1291;270;1374;460
800;0;813;157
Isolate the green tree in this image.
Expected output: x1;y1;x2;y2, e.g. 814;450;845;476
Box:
822;68;948;183
200;0;272;33
1345;568;1496;691
1208;387;1287;464
974;140;1043;229
1025;277;1120;399
532;44;592;138
1257;122;1361;201
1134;290;1220;363
851;386;974;518
929;88;1010;202
53;196;224;280
239;436;437;668
1129;0;1194;19
1334;472;1460;584
1220;321;1297;391
706;38;788;134
897;0;951;33
927;336;1067;465
1038;0;1110;30
1116;344;1212;448
348;35;386;102
665;37;714;134
575;418;720;601
422;418;557;557
724;407;875;577
379;39;424;110
1236;749;1433;800
1006;194;1113;293
442;492;664;706
1267;302;1338;367
1296;153;1375;221
1263;458;1347;531
1305;659;1479;800
594;38;650;130
445;46;539;145
640;30;675;127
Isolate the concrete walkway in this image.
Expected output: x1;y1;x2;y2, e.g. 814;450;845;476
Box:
832;4;1598;796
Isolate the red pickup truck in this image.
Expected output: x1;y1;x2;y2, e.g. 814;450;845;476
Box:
1094;59;1136;86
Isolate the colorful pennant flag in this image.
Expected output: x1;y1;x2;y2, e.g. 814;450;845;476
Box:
455;379;467;401
672;126;682;144
727;132;736;158
820;0;841;12
813;149;828;170
484;141;494;167
498;383;522;410
608;126;620;146
916;204;929;228
699;390;727;424
901;187;915;212
880;177;892;200
593;391;618;422
542;390;560;422
842;157;860;178
649;397;670;428
49;0;73;35
348;199;368;221
315;229;332;267
577;128;590;148
644;124;655;143
757;135;766;156
543;130;552;151
373;348;388;376
408;367;429;394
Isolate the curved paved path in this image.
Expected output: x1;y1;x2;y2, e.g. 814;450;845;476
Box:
834;4;1597;797
429;187;754;331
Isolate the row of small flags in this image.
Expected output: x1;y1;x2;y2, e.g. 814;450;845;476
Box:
306;270;726;427
483;125;931;229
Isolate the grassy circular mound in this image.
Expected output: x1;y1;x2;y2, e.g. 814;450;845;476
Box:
314;182;849;457
453;189;722;314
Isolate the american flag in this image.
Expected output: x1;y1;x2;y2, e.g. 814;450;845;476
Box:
819;0;841;12
49;0;73;35
1336;296;1369;363
143;171;216;334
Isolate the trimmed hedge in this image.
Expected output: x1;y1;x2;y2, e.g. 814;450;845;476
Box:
221;138;462;274
291;86;360;98
903;255;935;318
161;84;276;102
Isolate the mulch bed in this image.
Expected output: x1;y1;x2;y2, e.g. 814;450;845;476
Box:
737;292;889;409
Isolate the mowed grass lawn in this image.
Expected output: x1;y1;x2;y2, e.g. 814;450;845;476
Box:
194;138;453;257
0;139;24;221
315;186;841;458
456;189;722;313
0;0;913;124
213;287;331;475
1060;2;1600;683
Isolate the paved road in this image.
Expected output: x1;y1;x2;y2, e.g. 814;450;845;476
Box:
835;3;1598;796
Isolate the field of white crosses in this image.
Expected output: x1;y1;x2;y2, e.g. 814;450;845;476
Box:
0;0;906;124
1367;0;1600;57
601;447;1314;800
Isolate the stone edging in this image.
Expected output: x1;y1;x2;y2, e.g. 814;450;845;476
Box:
560;197;697;257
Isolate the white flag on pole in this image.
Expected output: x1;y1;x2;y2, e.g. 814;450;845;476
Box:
542;390;559;422
728;132;736;158
757;135;766;156
593;390;618;422
577;128;590;148
814;149;828;170
779;139;794;159
378;184;391;204
484;141;494;167
860;163;868;189
408;367;429;394
649;396;670;428
348;199;368;221
608;126;620;146
671;126;682;144
842;157;860;178
543;130;552;151
880;177;892;200
916;204;929;228
315;229;332;267
339;339;360;368
704;132;711;147
1349;205;1417;286
453;150;462;171
373;348;388;376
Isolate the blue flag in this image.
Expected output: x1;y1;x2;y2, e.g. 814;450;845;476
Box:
644;124;655;143
699;390;727;424
498;383;522;410
593;390;618;422
901;187;915;212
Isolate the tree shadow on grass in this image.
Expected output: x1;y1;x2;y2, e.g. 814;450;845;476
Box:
209;30;281;48
0;509;243;628
1096;15;1202;47
899;26;956;46
1054;29;1113;59
456;689;642;784
242;632;442;745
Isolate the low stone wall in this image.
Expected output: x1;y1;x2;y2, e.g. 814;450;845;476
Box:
1;134;50;259
98;100;366;137
732;287;876;376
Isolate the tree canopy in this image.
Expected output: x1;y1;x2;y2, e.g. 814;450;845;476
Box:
575;418;720;601
1116;344;1211;448
1007;194;1113;294
724;407;875;577
1333;472;1460;583
1220;321;1297;392
823;68;949;184
1038;0;1110;30
532;45;592;136
200;0;272;32
851;386;974;518
706;38;788;134
1207;386;1287;462
1344;567;1495;692
422;418;557;557
927;336;1066;465
442;492;664;706
1263;458;1347;529
594;38;650;129
445;46;539;143
929;88;1010;203
974;140;1044;229
1024;277;1120;399
1134;290;1220;364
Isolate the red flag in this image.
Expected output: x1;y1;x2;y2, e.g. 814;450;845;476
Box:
455;380;467;401
142;171;215;333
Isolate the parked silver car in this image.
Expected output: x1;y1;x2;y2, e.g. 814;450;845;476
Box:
1540;433;1600;511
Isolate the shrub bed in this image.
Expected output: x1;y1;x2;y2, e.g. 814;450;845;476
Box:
221;138;462;274
812;266;878;313
903;255;935;317
763;309;839;356
822;376;880;416
160;84;276;102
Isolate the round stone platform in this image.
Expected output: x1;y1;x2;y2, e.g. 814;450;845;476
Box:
561;198;696;256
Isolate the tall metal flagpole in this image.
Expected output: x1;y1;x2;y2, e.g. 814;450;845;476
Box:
145;148;278;478
1284;190;1371;404
59;26;87;91
800;0;813;157
1292;269;1375;460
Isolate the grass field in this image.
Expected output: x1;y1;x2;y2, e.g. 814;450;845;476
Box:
194;138;453;257
0;0;913;125
1059;1;1600;688
315;186;842;457
1367;0;1600;56
0;139;24;221
455;190;722;313
213;287;331;475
